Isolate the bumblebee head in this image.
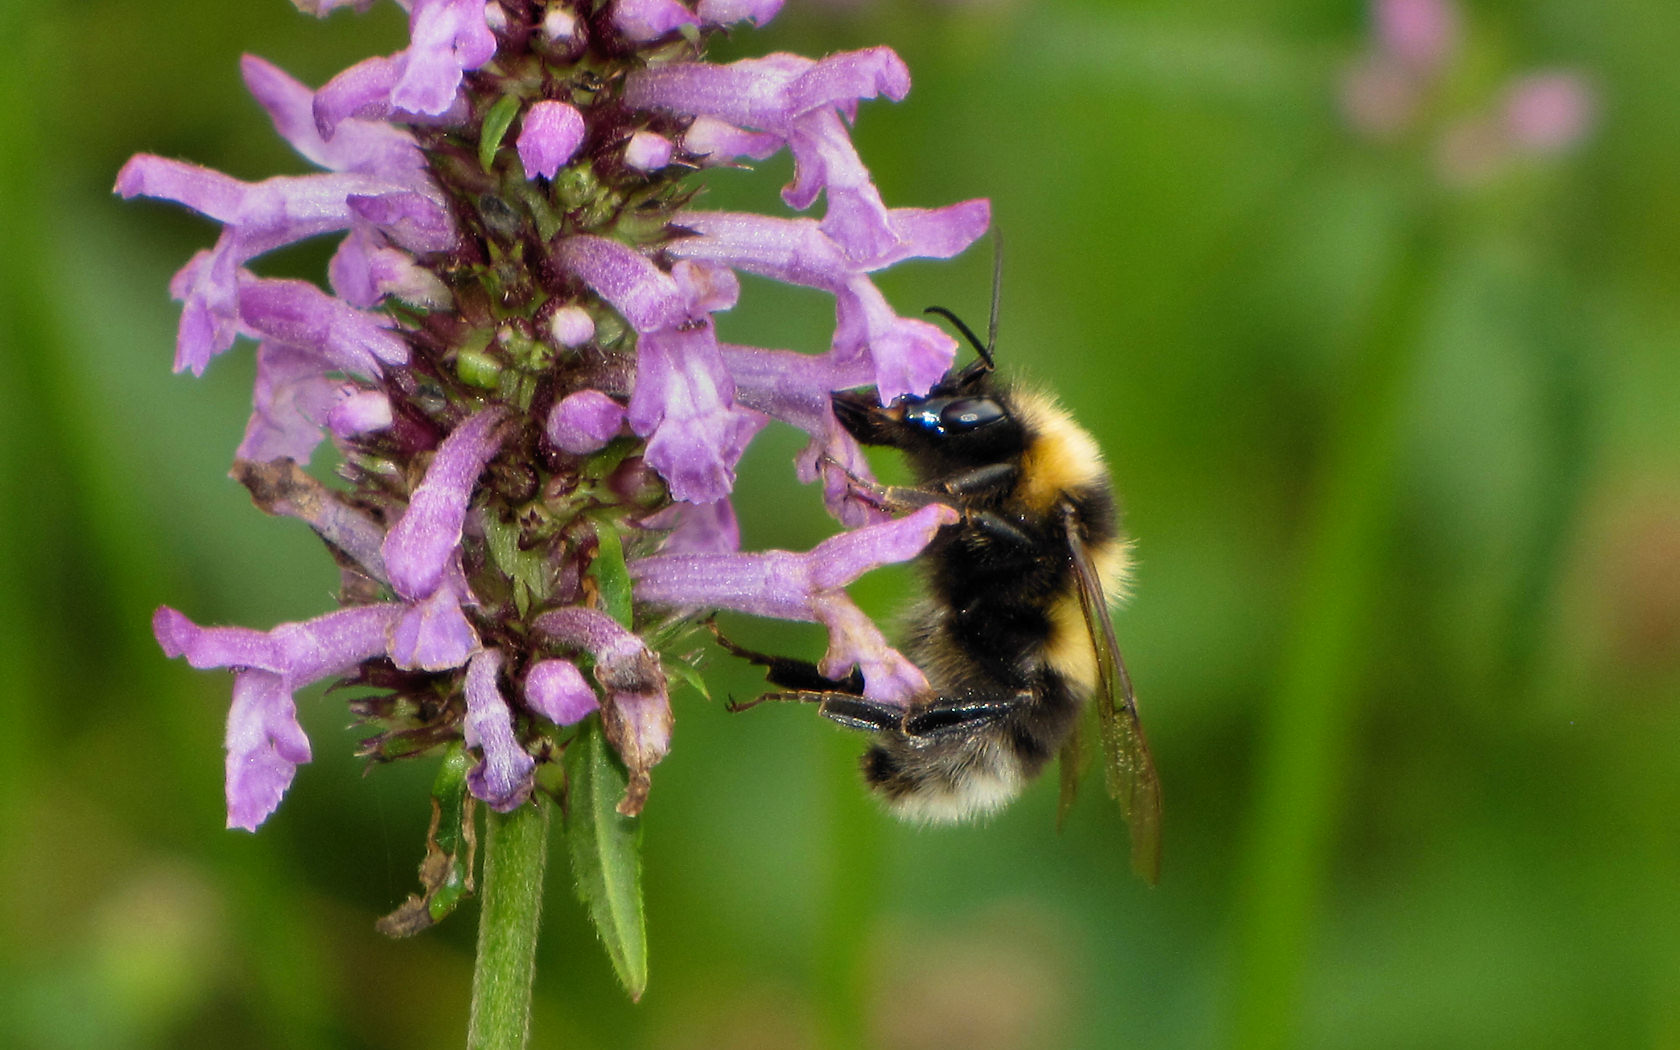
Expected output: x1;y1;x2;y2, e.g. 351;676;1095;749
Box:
831;304;1025;470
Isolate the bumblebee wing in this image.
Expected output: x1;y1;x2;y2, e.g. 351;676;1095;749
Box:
1065;508;1163;884
1056;719;1089;833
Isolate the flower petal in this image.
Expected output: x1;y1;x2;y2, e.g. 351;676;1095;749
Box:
237;342;354;465
524;659;599;725
546;390;627;454
239;54;425;177
464;650;536;811
697;0;784;27
382;406;507;600
237;276;410;375
555;235;686;333
629;504;956;701
386;569;481;670
612;0;699;42
393;0;498;115
533;606;673;813
624;130;674;171
628;322;764;504
225;669;311;831
154;603;397;680
517;100;586;179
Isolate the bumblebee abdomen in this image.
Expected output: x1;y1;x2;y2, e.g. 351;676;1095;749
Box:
861;732;1026;823
861;670;1085;823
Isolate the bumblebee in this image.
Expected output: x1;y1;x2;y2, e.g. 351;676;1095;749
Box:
715;282;1162;883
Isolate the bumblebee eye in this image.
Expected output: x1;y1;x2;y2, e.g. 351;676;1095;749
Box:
940;397;1005;431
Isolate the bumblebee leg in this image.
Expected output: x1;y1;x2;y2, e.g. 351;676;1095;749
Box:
814;455;955;514
902;695;1026;738
817;696;911;732
938;462;1019;498
724;689;908;734
708;621;866;696
964;510;1038;554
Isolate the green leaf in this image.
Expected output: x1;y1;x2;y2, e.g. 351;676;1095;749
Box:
587;519;634;628
376;745;478;937
480;94;523;172
564;721;648;1000
484;512;550;614
665;657;711;701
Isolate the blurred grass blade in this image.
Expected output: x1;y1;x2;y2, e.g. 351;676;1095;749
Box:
564;720;648;1000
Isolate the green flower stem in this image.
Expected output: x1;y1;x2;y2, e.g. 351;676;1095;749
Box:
469;799;553;1050
1228;206;1441;1050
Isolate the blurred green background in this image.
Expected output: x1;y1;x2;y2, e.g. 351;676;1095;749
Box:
2;1;1676;1048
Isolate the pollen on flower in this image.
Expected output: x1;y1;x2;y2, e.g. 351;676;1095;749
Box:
131;0;988;834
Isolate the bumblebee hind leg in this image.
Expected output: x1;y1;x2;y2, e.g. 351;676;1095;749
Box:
722;689;907;733
708;622;921;733
707;620;867;696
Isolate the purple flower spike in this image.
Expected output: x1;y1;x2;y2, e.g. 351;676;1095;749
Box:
518;101;587;179
612;0;699;42
133;0;994;848
524;659;599;725
547;390;628;454
382;406;507;600
464;650;537;811
154;604;399;829
630;503;958;701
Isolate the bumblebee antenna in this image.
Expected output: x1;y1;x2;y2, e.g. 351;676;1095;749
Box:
923;306;992;367
922;231;1003;375
985;228;1002;361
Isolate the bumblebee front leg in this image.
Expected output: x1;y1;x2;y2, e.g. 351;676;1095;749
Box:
821;455;1017;512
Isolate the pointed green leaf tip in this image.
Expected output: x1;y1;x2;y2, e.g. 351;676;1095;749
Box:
586;518;634;629
565;721;648;1000
480;94;523;173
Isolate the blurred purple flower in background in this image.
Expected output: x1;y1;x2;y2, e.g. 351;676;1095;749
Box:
1339;0;1597;182
123;0;988;830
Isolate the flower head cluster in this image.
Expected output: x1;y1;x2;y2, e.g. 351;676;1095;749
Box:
124;0;986;829
1340;0;1597;183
